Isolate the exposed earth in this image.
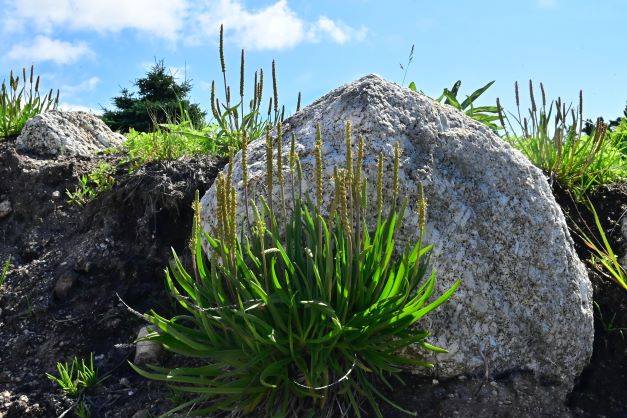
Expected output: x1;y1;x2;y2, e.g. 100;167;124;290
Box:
0;137;625;417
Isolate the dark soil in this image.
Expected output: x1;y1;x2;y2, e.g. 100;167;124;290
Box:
0;138;625;418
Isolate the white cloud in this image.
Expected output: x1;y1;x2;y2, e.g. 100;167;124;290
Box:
2;1;366;52
188;0;366;50
6;36;93;65
58;102;103;115
309;17;367;44
61;77;101;96
3;0;187;40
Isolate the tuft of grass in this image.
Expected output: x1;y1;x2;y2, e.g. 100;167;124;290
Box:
498;82;627;200
65;162;116;206
47;353;107;398
123;124;218;171
572;201;627;291
0;65;59;139
594;302;626;340
608;117;627;157
74;401;91;418
131;122;459;417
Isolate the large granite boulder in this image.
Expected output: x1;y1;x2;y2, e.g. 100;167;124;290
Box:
16;110;125;157
200;74;593;391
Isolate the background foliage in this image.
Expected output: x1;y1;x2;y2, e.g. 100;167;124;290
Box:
102;60;205;133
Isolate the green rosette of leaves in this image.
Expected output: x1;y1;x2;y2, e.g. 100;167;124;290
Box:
131;122;459;417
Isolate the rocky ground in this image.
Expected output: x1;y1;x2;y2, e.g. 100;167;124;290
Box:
0;137;625;417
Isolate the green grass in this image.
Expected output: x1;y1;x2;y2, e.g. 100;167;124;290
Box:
0;255;10;290
65;162;116;206
131;123;459;417
122;124;218;171
47;353;107;397
0;65;59;139
572;201;627;291
498;81;627;200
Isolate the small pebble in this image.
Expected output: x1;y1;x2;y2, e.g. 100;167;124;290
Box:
432;379;439;385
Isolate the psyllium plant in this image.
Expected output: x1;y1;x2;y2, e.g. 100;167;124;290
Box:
131;122;459;417
209;24;292;156
0;65;59;139
498;81;627;200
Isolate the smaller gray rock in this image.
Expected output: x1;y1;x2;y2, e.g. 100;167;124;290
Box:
16;110;125;157
131;410;151;418
53;272;77;300
134;326;164;366
0;198;12;219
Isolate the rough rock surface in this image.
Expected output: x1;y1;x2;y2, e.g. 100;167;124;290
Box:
16;110;125;157
200;74;593;392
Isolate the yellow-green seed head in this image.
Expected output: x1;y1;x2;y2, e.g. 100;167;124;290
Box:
315;123;323;210
277;122;284;185
239;49;245;99
355;134;364;203
345;121;353;181
219;24;226;74
377;152;384;217
258;68;264;107
337;169;351;236
417;184;427;231
272;60;278;115
393;142;401;202
290;133;296;172
265;126;273;207
242;130;248;185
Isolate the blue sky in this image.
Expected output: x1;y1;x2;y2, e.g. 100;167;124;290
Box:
1;0;626;123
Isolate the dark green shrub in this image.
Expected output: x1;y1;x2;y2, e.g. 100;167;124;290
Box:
102;59;205;133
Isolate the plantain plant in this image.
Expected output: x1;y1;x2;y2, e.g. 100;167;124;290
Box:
497;81;627;200
0;65;59;139
131;121;459;417
208;24;290;156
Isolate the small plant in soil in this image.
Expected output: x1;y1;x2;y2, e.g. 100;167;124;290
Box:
497;81;627;200
47;352;107;397
595;302;626;340
0;255;10;290
131;121;459;417
0;65;59;139
65;162;116;206
572;201;627;291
